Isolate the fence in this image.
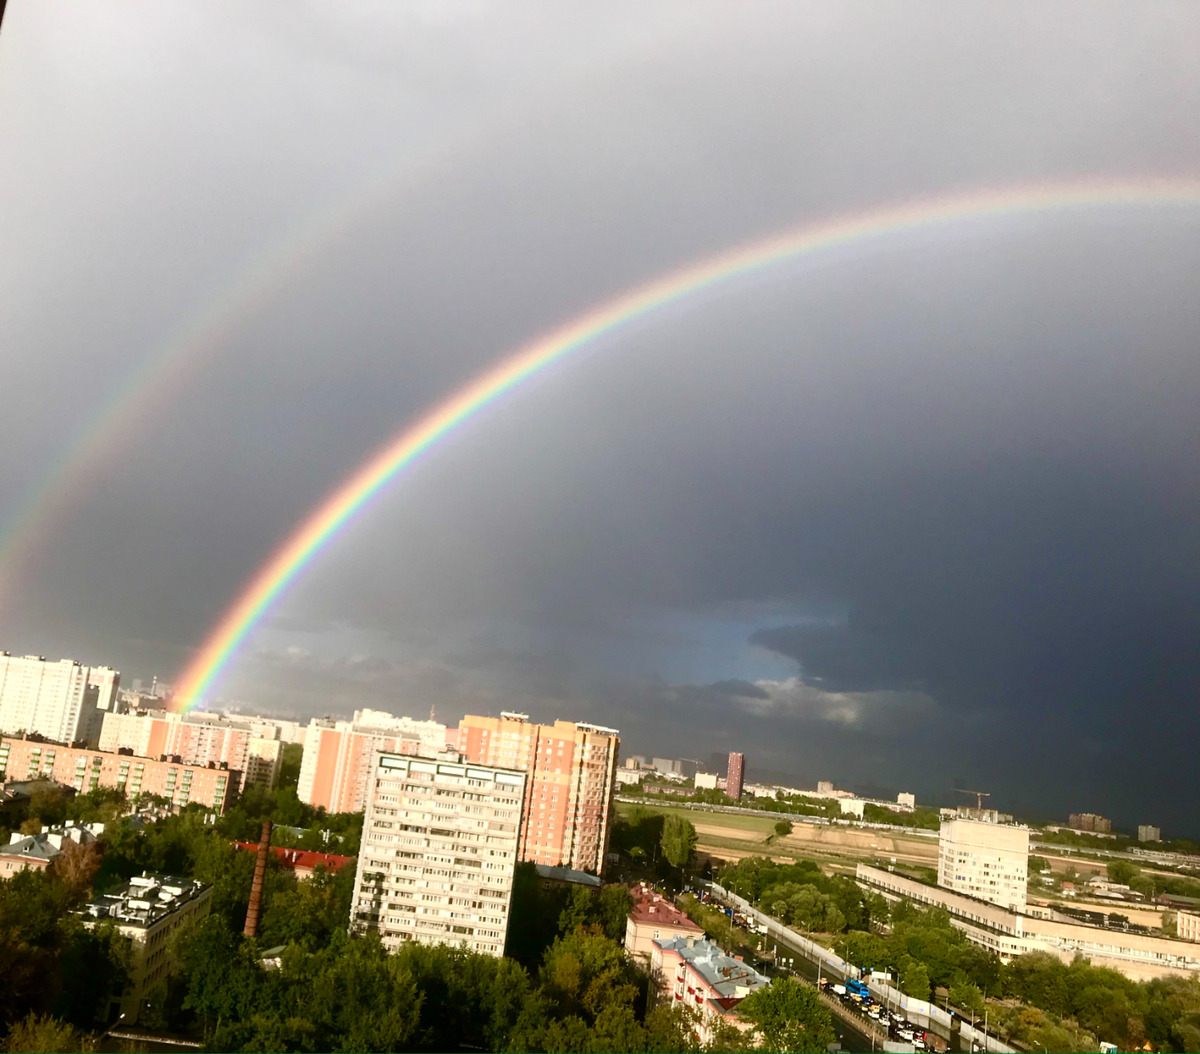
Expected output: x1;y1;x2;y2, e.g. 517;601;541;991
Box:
708;883;1014;1053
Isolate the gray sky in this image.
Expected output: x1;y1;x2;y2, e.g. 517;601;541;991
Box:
1;1;1198;831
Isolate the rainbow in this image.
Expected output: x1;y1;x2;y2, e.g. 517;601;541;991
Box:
172;176;1200;710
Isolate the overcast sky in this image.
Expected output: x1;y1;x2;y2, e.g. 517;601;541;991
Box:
1;2;1198;832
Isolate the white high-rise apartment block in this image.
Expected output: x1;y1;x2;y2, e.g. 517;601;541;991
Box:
350;750;526;958
937;815;1029;913
0;654;120;746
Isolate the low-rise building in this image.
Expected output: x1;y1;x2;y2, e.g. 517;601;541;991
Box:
78;873;212;1022
535;863;602;891
650;935;769;1044
0;820;104;875
0;736;238;812
839;798;865;818
100;710;282;788
625;883;703;962
858;864;1200;981
614;768;643;787
231;842;354;880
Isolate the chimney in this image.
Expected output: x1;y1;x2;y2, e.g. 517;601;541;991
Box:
242;819;272;938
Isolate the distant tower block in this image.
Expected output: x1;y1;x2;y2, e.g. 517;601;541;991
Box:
726;752;745;800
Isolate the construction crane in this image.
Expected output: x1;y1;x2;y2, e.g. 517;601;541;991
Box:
954;788;991;810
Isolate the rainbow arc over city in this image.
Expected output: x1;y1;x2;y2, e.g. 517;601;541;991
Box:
171;176;1200;711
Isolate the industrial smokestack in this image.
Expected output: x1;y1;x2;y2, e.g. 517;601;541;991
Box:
243;819;272;938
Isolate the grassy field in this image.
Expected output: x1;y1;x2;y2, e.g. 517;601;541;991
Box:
619;800;938;871
616;800;779;835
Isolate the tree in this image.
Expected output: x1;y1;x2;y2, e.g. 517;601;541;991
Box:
899;957;931;1000
1107;860;1140;885
1028;855;1048;873
737;977;835;1053
3;1013;94;1053
774;820;793;837
660;815;697;870
51;840;101;901
949;979;985;1015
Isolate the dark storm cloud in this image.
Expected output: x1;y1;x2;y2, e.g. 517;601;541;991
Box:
2;2;1200;831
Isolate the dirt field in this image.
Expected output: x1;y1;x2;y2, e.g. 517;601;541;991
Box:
620;801;939;869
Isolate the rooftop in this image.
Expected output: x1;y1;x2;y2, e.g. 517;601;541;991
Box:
629;883;703;932
535;863;602;888
654;936;770;998
79;872;209;929
232;842;354;874
2;821;103;862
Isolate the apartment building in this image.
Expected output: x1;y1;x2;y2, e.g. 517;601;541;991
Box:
100;709;282;788
625;882;703;962
0;654;120;746
350;750;526;957
79;874;212;1022
0;737;237;812
456;712;620;873
726;752;745;800
1069;812;1113;834
650;935;769;1045
297;710;448;813
1;821;104;875
937;815;1029;913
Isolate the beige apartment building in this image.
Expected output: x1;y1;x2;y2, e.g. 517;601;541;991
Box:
0;737;237;812
297;711;448;813
350;750;525;957
937;815;1029;912
0;654;120;747
456;712;620;873
100;709;282;788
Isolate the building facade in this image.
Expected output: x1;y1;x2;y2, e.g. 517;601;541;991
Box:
1177;911;1200;944
625;882;703;962
726;752;745;800
100;710;282;788
1;821;104;875
1139;825;1162;843
456;712;619;873
297;711;448;813
350;750;525;957
937;815;1029;912
0;737;237;812
79;874;212;1022
650;935;769;1045
0;654;120;747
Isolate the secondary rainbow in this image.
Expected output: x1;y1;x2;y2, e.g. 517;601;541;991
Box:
172;176;1200;710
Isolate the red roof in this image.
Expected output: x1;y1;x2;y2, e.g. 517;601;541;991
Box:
233;842;354;873
628;882;703;931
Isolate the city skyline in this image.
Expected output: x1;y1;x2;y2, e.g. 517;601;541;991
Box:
2;4;1199;834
